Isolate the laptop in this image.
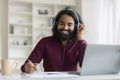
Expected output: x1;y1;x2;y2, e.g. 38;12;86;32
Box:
80;44;120;75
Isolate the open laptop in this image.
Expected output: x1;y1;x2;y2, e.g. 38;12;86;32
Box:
80;44;120;75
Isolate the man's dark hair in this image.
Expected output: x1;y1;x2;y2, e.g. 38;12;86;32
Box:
52;7;83;41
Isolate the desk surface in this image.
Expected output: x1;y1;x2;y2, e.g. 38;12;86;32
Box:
1;72;120;80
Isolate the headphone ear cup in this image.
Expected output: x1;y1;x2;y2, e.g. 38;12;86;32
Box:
54;20;58;28
52;17;55;27
52;19;58;32
75;23;79;30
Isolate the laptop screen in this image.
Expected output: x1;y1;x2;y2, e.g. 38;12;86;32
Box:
80;44;120;75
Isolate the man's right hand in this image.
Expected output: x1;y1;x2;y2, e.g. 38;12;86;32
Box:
24;61;39;74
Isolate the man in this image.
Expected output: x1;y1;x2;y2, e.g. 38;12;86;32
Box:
21;7;87;74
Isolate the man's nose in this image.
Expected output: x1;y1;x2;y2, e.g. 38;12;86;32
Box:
63;24;68;30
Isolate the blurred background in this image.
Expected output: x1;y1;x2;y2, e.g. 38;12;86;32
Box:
0;0;120;71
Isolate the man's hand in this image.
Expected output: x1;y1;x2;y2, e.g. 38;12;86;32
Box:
77;24;86;41
24;60;39;74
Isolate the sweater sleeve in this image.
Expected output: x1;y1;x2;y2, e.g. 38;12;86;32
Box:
21;38;45;72
78;40;87;67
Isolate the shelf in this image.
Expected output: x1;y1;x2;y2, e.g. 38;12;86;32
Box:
10;11;32;16
9;56;29;60
9;57;27;61
9;45;32;48
10;23;32;26
9;34;32;37
34;26;51;30
34;14;55;18
8;0;76;70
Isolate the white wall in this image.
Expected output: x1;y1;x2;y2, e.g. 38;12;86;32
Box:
0;0;8;59
0;0;1;59
81;0;102;44
76;0;82;15
0;0;2;59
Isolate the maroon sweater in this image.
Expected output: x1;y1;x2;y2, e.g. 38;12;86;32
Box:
21;36;87;72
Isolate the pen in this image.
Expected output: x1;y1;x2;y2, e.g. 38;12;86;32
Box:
28;59;34;66
28;59;37;70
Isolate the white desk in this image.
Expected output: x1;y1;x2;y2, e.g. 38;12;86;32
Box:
1;72;120;80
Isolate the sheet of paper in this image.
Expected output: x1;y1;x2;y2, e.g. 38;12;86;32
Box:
22;71;80;78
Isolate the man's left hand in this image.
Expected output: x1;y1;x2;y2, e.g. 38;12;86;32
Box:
77;24;86;41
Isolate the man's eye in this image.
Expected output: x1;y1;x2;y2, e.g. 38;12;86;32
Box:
59;22;64;25
60;23;64;25
68;24;73;26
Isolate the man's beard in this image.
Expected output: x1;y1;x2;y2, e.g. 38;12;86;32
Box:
56;29;74;41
